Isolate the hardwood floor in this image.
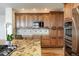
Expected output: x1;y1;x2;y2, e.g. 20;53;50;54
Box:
41;48;64;56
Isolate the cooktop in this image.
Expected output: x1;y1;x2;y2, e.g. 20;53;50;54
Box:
0;45;16;56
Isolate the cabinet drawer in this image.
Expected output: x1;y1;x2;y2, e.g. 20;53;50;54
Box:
57;29;64;37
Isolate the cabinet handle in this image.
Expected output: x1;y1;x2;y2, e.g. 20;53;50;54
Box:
51;27;56;30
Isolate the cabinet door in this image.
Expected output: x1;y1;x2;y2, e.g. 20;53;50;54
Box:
43;14;50;27
50;13;57;27
57;38;64;47
16;16;20;28
57;29;64;38
51;12;64;27
41;36;50;48
50;37;58;47
20;15;25;27
27;15;33;27
57;13;64;27
57;29;64;47
25;15;28;27
52;28;57;37
64;4;73;18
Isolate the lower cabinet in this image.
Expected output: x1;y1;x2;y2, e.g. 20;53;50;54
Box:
50;37;58;47
50;37;64;48
57;38;64;47
41;36;50;48
41;36;64;48
41;28;64;48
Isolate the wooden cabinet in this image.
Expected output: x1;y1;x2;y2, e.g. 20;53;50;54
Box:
57;28;64;47
42;36;64;48
64;3;74;19
41;36;50;48
49;12;64;48
15;13;50;28
57;13;64;27
50;37;58;47
49;28;57;37
15;12;64;48
43;14;50;27
57;38;64;47
50;12;64;27
50;13;57;27
57;28;64;38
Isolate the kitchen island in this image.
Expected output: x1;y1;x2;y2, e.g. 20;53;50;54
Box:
11;39;41;56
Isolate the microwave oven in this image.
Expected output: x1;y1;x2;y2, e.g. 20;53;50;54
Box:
32;21;44;28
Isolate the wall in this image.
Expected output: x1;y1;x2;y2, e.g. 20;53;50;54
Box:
5;8;15;40
0;8;14;45
5;8;13;35
0;15;5;40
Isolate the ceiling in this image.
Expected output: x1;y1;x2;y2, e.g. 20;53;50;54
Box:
0;3;64;15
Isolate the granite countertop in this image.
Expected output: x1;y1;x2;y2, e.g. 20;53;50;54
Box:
11;39;41;56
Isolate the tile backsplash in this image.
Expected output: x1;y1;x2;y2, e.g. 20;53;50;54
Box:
17;28;49;36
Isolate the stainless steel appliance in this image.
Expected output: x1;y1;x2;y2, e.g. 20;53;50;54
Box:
32;21;44;28
65;6;79;56
64;19;72;55
0;45;16;56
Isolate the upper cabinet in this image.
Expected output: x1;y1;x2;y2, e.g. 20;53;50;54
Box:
43;14;50;28
64;3;74;19
15;12;64;29
50;11;64;28
15;13;50;28
64;3;79;19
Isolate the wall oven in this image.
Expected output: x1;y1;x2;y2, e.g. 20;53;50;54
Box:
64;6;79;56
64;19;72;56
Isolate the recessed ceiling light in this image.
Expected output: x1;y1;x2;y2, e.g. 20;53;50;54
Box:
21;8;25;10
32;8;36;11
44;8;48;11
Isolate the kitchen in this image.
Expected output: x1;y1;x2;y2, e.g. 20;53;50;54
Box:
0;3;79;56
0;3;64;56
13;11;64;56
11;3;64;56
